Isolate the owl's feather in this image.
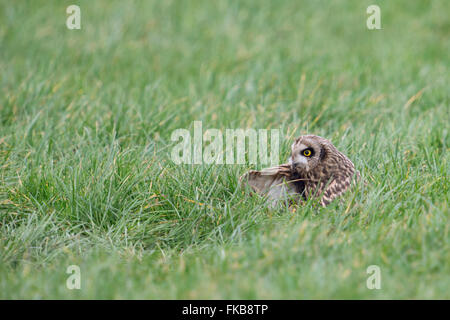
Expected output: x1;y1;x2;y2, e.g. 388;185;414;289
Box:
240;164;304;207
241;135;358;208
305;172;357;207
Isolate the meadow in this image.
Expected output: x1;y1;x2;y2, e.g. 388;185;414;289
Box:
0;0;448;299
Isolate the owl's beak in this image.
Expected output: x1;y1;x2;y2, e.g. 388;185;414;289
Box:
291;156;308;171
291;162;302;169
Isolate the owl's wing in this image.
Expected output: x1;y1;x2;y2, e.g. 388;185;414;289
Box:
316;172;358;206
240;164;301;207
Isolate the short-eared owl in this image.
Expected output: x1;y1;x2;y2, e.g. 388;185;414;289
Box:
241;135;358;207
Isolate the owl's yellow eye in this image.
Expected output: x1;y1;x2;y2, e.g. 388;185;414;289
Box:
302;149;312;157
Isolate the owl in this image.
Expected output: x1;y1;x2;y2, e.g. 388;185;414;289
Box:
241;135;358;207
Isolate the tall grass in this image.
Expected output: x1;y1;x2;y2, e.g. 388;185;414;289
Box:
0;0;448;298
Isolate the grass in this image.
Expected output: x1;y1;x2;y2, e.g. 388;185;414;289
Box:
0;0;449;299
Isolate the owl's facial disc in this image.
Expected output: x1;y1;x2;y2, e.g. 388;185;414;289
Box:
291;154;309;170
290;143;315;172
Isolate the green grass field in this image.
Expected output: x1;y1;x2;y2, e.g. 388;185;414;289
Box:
0;0;449;299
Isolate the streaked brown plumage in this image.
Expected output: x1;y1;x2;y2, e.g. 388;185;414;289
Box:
241;135;358;207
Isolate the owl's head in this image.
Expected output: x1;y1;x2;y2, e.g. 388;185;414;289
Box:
289;135;331;173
